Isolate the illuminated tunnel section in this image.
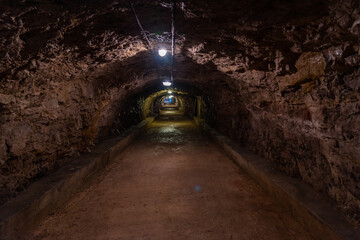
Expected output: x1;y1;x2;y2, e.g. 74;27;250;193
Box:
1;1;359;236
138;83;210;121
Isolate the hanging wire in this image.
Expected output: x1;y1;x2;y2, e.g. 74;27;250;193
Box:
170;0;176;82
127;0;152;49
127;0;176;85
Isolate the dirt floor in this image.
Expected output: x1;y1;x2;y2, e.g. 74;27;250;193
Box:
27;115;316;240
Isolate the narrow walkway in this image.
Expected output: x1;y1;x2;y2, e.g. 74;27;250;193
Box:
28;116;315;240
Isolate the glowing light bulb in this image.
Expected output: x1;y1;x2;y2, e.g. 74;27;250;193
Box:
158;48;167;57
168;91;172;94
169;95;174;98
162;80;172;86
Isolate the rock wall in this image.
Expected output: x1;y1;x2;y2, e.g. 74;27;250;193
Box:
0;0;359;226
183;0;360;224
196;52;359;225
0;0;157;203
180;95;196;117
0;72;145;204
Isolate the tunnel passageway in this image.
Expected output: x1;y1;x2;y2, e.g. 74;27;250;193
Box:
1;0;359;233
27;116;316;240
159;95;184;116
159;108;184;116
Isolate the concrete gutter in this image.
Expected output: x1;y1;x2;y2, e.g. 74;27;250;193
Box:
0;117;155;240
194;118;360;240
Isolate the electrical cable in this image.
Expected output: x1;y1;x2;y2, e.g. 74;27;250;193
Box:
127;0;152;49
127;0;176;85
170;0;176;82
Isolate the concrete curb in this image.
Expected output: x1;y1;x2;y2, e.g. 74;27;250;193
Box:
0;117;155;240
195;118;360;240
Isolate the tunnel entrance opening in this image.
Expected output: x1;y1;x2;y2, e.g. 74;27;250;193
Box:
135;82;216;124
161;95;178;108
138;82;211;121
160;95;183;116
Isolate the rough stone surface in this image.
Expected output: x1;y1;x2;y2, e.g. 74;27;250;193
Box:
0;0;359;225
26;117;319;240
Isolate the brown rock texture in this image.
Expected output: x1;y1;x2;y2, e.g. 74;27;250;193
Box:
0;0;359;225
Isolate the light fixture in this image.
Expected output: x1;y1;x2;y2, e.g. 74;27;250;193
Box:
168;90;172;94
162;80;172;86
158;48;167;57
169;95;174;98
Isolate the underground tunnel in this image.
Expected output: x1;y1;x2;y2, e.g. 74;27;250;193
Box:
0;0;360;239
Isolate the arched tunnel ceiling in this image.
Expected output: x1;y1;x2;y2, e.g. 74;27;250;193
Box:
1;0;359;104
2;0;358;93
0;0;360;226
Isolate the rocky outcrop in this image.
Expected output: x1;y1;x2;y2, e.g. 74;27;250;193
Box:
0;0;151;203
183;0;360;224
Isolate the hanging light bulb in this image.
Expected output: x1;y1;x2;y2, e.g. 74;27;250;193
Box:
158;48;167;57
162;80;172;86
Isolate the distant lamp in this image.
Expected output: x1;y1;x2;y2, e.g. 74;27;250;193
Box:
162;80;172;86
158;48;167;57
168;90;173;94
